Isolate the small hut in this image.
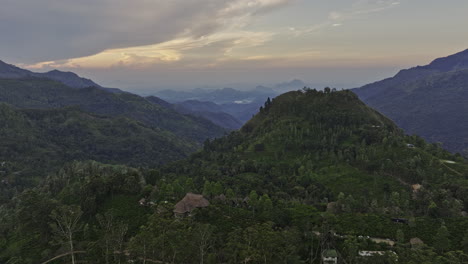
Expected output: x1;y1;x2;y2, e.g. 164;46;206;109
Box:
412;184;422;193
410;237;424;248
174;193;210;217
326;202;337;213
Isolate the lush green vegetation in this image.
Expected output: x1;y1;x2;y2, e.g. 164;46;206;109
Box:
0;103;196;200
2;89;468;263
0;77;226;199
0;78;226;144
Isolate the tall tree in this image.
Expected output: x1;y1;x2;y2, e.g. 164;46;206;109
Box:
461;230;468;254
49;205;83;264
396;229;405;244
194;223;215;264
96;211;128;264
433;223;451;253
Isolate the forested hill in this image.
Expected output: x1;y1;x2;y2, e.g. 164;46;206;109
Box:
0;78;226;144
3;88;468;263
353;49;468;155
181;88;467;202
0;103;196;197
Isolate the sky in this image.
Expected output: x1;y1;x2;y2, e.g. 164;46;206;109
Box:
1;0;468;92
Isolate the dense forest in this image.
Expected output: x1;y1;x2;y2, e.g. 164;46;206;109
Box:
2;89;468;263
0;78;226;144
0;103;197;200
0;77;227;198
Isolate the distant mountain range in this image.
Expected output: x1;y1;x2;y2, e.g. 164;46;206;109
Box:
274;79;309;92
0;77;226;143
354;49;468;155
145;96;242;130
173;100;243;130
0;60;121;92
154;79;319;125
155;86;280;124
156;86;278;104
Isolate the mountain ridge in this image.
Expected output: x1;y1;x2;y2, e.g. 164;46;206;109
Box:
0;78;227;145
355;49;468;101
0;59;122;92
353;49;468;155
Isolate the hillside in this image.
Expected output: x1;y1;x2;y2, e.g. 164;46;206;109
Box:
355;49;468;101
146;96;242;130
3;89;468;263
0;103;196;193
354;49;468;155
178;89;468;202
0;78;226;144
173;100;243;130
156;86;278;123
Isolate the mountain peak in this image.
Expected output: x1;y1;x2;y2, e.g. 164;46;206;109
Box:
46;69;78;76
41;69;101;88
0;59;103;89
425;48;468;72
243;89;396;135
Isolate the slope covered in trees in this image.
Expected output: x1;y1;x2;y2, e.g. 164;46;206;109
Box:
2;89;468;263
353;49;468;156
0;78;226;144
173;100;243;130
0;103;196;197
146;97;243;130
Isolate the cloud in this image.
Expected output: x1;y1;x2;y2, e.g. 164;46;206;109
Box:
290;0;401;36
0;0;293;64
23;30;275;70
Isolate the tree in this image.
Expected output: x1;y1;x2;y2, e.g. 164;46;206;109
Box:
203;181;213;198
128;225;153;264
49;205;83;264
396;229;405;244
225;222;299;264
259;194;273;211
194;223;215;264
226;188;236;201
461;230;468;253
97;212;114;264
433;223;451;253
265;97;272;109
428;201;439;217
249;190;259;215
288;204;319;263
185;178;195;193
343;236;359;264
212;182;223;196
96;211;128;264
